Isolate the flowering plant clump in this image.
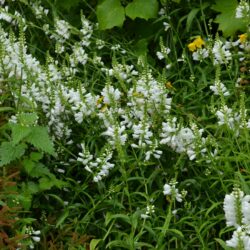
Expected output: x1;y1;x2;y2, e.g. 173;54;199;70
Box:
223;186;250;249
0;0;250;249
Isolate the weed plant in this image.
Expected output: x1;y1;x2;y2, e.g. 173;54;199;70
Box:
0;0;250;249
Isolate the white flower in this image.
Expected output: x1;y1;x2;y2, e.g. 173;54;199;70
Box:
224;193;238;227
156;51;164;60
32;236;41;242
210;80;230;96
242;195;250;225
163;184;171;195
212;40;232;65
101;85;121;104
236;0;250;19
192;48;209;61
163;22;170;31
102;124;127;146
55;19;71;41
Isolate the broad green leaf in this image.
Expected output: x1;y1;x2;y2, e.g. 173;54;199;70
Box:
211;0;246;37
22;181;40;195
30;152;43;161
23;158;35;175
0;142;27;166
18;194;32;210
97;0;125;30
10;124;32;145
133;39;148;57
125;0;159;20
18;112;38;126
25;126;55;156
39;177;54;190
27;162;52;178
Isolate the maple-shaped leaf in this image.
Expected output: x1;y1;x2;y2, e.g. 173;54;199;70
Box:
211;0;247;37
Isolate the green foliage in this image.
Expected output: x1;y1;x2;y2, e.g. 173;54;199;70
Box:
96;0;159;29
97;0;125;30
0;141;27;166
25;126;55;156
1;0;250;249
211;0;246;37
0;113;55;166
125;0;159;20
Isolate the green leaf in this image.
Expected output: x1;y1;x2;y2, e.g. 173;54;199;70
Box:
186;8;200;32
214;238;231;249
23;158;35;175
22;181;40;195
10;124;32;145
25;126;55;156
90;239;102;250
133;39;148;57
56;209;69;228
211;0;246;37
39;177;54;190
0;107;14;112
18;113;38;126
96;0;125;30
18;194;32;210
30;152;43;161
0;142;27;166
125;0;159;20
31;163;51;178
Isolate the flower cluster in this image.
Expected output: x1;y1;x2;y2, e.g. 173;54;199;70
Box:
160;118;207;161
77;144;114;182
223;186;250;249
163;179;186;203
236;0;250;19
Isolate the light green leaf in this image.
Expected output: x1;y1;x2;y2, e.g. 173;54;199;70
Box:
25;126;55;156
97;0;125;30
18;112;38;126
211;0;246;37
23;158;35;175
38;177;54;190
10;124;32;145
90;239;102;250
0;142;27;166
214;238;231;249
125;0;159;20
0;107;14;112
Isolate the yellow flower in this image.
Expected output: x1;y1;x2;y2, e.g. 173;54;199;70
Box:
193;36;205;49
188;42;196;52
239;33;247;43
188;36;205;52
